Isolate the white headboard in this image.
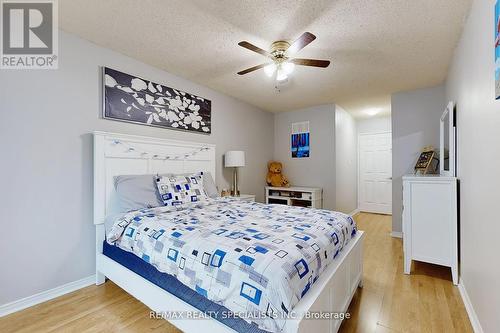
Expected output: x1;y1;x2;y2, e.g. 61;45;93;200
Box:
93;131;216;224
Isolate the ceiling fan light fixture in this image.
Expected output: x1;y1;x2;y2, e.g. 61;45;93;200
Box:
282;62;295;75
276;68;288;81
237;32;330;79
264;63;276;77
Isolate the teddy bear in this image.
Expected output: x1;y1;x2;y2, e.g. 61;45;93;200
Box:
266;161;290;187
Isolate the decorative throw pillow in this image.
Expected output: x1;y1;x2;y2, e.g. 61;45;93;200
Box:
156;172;207;206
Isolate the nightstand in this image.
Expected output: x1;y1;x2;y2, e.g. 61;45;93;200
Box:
227;194;255;202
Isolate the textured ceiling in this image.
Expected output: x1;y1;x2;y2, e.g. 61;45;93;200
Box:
59;0;471;117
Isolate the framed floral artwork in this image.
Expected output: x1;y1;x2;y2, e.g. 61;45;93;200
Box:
103;67;211;134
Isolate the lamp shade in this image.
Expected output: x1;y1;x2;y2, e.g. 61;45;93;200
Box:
225;151;245;167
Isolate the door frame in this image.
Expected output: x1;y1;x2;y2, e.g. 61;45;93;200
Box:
357;131;392;214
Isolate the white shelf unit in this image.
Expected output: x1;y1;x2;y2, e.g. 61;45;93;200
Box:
265;186;323;209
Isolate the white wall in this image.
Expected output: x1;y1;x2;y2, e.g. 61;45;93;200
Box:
273;105;336;210
357;116;392;134
446;0;500;331
335;106;357;213
0;31;274;306
391;85;446;232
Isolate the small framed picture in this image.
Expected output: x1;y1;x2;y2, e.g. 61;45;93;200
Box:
414;149;436;174
291;132;310;158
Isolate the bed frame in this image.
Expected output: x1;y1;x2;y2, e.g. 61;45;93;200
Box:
94;131;364;333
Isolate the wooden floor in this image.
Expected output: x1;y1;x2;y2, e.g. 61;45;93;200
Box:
338;213;472;333
0;213;472;333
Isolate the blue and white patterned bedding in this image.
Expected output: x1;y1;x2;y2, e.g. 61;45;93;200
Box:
107;198;357;332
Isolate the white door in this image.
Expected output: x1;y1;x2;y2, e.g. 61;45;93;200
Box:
358;132;392;214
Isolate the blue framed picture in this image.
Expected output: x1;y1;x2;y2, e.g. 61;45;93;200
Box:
291;133;310;158
496;0;500;99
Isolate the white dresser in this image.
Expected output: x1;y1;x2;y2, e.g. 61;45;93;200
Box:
402;175;458;285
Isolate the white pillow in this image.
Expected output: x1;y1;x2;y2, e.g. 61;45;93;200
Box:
156;172;208;206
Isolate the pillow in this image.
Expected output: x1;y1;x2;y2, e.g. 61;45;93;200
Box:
162;172;218;198
113;172;218;213
114;174;162;212
161;172;218;198
156;172;208;206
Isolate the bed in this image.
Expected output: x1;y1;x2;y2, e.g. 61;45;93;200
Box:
94;131;364;333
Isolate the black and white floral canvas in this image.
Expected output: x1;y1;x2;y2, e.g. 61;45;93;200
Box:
103;67;211;134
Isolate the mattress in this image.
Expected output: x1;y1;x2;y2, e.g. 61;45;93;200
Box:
103;240;268;333
106;197;357;332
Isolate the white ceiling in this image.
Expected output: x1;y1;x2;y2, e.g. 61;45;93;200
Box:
59;0;471;117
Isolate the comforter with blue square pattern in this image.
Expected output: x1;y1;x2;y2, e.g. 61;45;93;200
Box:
107;198;357;332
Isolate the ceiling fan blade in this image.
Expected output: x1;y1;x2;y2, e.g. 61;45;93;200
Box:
237;63;271;75
290;58;330;68
286;32;316;55
238;41;271;57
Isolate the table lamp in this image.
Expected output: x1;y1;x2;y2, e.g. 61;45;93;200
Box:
225;151;245;196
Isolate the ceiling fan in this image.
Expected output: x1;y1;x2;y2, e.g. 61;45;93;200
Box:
237;32;330;81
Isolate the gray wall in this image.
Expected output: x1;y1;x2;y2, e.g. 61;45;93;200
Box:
446;0;500;330
274;105;336;210
0;31;274;305
357;116;392;134
335;106;358;213
391;85;446;232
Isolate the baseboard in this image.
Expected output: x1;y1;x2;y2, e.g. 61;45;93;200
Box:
348;208;360;216
390;231;403;238
458;279;484;333
0;274;95;317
